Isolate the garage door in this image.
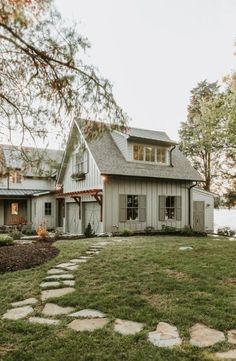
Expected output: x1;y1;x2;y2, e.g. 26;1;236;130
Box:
84;202;100;234
67;203;81;234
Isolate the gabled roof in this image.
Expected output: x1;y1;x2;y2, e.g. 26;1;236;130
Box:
127;127;177;145
0;144;63;177
86;130;203;182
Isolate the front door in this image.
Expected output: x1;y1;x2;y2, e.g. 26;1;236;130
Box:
193;201;205;232
4;200;27;225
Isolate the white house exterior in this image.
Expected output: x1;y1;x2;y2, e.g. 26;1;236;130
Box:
56;119;214;234
192;188;216;233
0;145;62;230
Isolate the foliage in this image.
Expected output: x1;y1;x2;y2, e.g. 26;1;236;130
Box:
84;223;94;238
179;226;196;237
22;228;37;236
54;229;63;240
121;229;133;237
0;234;14;246
161;224;176;233
217;227;235;237
9;230;23;240
144;226;155;234
36;223;49;241
0;0;127;158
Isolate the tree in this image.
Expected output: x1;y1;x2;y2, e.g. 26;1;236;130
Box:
179;80;223;192
0;0;127;163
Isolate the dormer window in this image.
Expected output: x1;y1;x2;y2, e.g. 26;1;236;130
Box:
9;171;22;183
133;144;168;164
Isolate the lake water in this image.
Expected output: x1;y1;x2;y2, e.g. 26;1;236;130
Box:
214;208;236;232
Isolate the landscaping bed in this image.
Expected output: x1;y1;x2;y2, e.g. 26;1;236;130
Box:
0;242;59;272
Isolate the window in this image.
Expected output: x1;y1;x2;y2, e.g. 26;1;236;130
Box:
145;146;155;162
44;202;52;216
127;195;139;220
165;196;175;220
11;203;18;215
133;144;168;164
9;171;22;183
133;145;144;161
73;149;88;174
156;147;166;163
119;194;146;222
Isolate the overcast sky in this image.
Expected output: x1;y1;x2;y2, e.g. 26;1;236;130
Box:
55;0;236;141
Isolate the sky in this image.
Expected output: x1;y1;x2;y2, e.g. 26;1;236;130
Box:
55;0;236;141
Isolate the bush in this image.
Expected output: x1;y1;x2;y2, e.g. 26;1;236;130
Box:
121;229;133;237
84;223;94;238
217;227;236;237
23;229;37;236
180;225;195;237
0;234;14;246
161;224;176;233
37;224;49;241
54;229;63;240
9;230;23;240
144;226;155;234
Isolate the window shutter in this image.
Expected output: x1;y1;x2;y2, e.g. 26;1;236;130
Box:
139;195;146;222
159;196;166;221
119;195;127;222
176;196;182;221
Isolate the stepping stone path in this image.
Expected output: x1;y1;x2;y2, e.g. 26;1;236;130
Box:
47;268;66;275
11;298;38;307
69;309;106;318
189;323;225;347
68;318;109;332
114;319;145;335
42;303;74;316
215;350;236;359
29;317;60;326
228;329;236;344
46;274;74;280
148;322;182;348
2;306;34;320
41;287;75;301
179;246;193;251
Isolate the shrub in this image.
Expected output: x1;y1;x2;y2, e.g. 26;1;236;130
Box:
0;234;14;246
37;224;49;241
9;230;23;240
161;224;176;233
23;229;37;236
54;229;63;240
84;223;94;238
180;225;195;237
218;227;236;237
121;229;133;237
144;226;155;234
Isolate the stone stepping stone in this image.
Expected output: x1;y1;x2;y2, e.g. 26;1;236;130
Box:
41;287;75;301
29;317;59;326
45;274;74;280
214;350;236;359
86;251;98;255
42;303;74;316
63;280;75;287
69;309;106;318
2;306;34;320
179;246;193;251
114;319;145;335
68;318;109;332
79;256;91;260
189;323;225;347
228;329;236;344
40;281;61;289
63;265;79;271
47;268;67;275
55;262;77;269
69;259;83;263
11;298;38;307
148;322;182;348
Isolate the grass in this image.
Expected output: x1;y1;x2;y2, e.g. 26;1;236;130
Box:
0;236;236;360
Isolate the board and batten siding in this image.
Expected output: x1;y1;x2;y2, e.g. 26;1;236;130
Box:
0;200;4;225
103;177;191;232
31;194;57;230
0;176;53;191
111;131;129;160
193;188;214;232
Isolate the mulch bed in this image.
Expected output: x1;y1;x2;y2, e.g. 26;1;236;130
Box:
0;242;59;273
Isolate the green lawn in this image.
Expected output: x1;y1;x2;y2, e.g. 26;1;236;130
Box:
0;236;236;361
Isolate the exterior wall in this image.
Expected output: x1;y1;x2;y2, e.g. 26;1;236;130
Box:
0;176;54;191
31;194;57;230
103;176;192;233
0;200;4;225
193;189;214;232
111;131;129;159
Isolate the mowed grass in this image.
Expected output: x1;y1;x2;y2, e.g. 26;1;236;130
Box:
0;236;236;361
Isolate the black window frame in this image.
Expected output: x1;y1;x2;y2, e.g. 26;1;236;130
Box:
44;202;52;216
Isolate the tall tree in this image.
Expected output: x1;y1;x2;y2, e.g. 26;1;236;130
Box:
179;80;223;192
0;0;127;160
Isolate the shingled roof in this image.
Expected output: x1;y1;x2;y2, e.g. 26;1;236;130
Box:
86;129;203;182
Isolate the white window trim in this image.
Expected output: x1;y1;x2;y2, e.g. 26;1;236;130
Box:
132;144;169;165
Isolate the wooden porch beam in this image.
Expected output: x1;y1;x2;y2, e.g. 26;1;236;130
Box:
72;196;81;220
